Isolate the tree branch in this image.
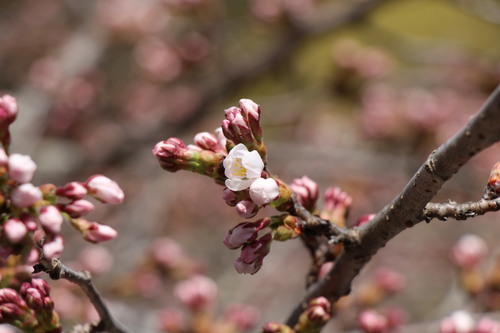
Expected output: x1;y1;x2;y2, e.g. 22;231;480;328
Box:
34;253;131;333
285;84;500;327
424;198;500;221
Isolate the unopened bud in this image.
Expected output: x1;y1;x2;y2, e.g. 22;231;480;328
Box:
4;218;27;243
290;176;319;211
322;187;352;227
8;154;37;183
261;322;294;333
451;234;487;270
358;310;389;333
83;222;118;243
11;183;43;208
236;199;259;219
174;275;217;312
85;175;124;204
42;236;64;259
223;219;269;249
38;205;64;234
194;132;226;154
485;161;500;199
56;181;87;199
61;199;95;218
249;178;280;206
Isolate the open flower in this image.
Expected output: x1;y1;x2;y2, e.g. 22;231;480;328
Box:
223;144;264;191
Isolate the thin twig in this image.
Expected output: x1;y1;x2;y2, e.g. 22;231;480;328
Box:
423;198;500;221
34;251;131;333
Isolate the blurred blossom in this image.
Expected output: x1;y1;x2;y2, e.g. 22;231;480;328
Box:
0;325;17;333
3;218;27;244
134;271;163;298
149;237;185;269
158;307;185;332
451;234;488;270
0;95;18;126
223;303;260;331
174;275;217;312
177;32;211;63
28;58;63;93
85;175;125;204
358;310;389;333
355;214;376;227
8;154;37;183
359;83;399;139
439;310;475;333
476;317;500;333
43;236;64;259
38;205;64;234
78;245;114;275
11;183;43;208
134;37;183;82
374;267;406;294
318;262;334;280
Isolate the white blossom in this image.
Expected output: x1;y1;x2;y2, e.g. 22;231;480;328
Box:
223;144;264;191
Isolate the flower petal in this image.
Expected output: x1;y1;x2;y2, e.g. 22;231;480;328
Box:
249;178;280;206
225;178;255;191
242;150;264;179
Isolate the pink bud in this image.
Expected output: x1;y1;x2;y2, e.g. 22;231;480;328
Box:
451;234;487;270
84;222;117;243
374;267;406;293
249;178;280;206
439;311;474;333
150;237;184;269
79;246;114;275
43;236;64;259
236;199;259;219
0;95;18;124
239;99;262;141
38;205;64;234
11;183;43;208
30;278;50;297
61;199;95;218
290;176;319;211
239;233;272;264
223;303;260;331
223;219;270;250
358;310;389;333
194;132;225;154
476;317;500;333
0;148;7;165
8;153;37;183
174;275;217;312
85;175;124;204
234;257;262;275
56;181;87;200
158;307;185;332
3;218;27;243
222;187;239;206
322;187;353;226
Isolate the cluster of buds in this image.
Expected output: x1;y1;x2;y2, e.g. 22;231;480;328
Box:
0;95;124;264
439;311;500;333
294;297;332;333
0;278;61;332
320;186;352;227
290;176;319;212
356;267;407;307
0;95;18;148
224;219;272;274
152;136;226;180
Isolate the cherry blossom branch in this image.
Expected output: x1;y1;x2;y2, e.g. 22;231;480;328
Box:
285;84;500;327
423;198;500;221
33;251;131;333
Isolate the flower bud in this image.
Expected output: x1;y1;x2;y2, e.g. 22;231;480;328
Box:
0;95;18;123
236;199;259;219
322;186;353;227
249;178;280;206
261;322;294;333
83;222;118;243
158;307;185;332
451;234;487;270
174;275;217;312
239;99;262;142
56;181;87;199
290;176;319;211
358;310;389;333
149;237;185;269
223;303;260;331
374;267;406;294
85;175;124;204
439;311;474;333
485;161;500;199
4;218;27;243
223;219;270;250
42;236;64;259
38;205;64;234
295;297;331;332
235;233;272;274
11;183;43;208
194;132;226;154
61;199;95;218
8;154;37;183
355;213;375;227
222;187;240;206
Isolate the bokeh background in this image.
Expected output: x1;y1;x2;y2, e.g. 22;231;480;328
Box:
1;0;500;331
